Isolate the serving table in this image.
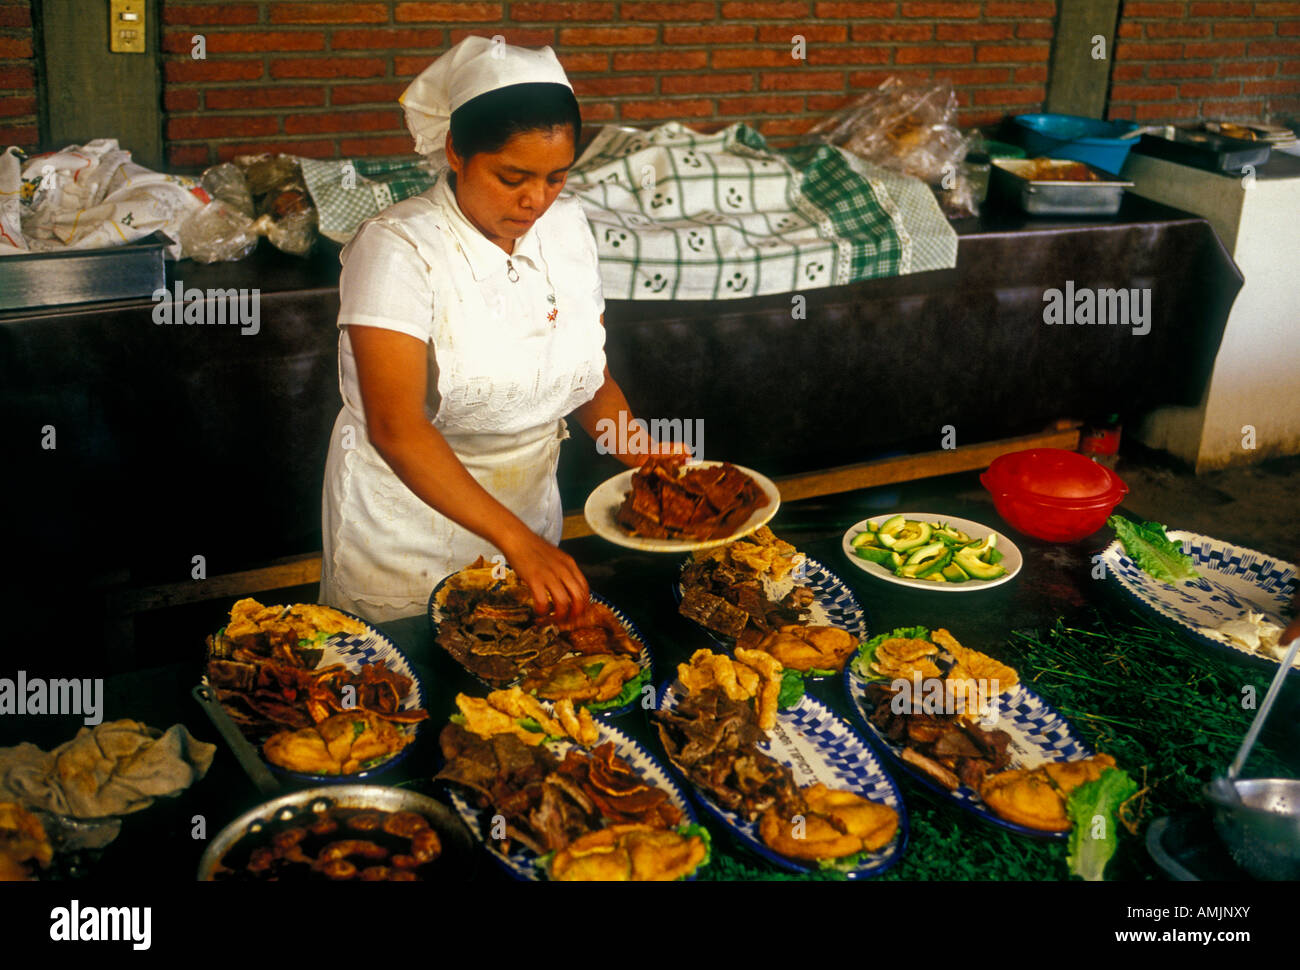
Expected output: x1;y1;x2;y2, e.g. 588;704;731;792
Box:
11;470;1294;883
0;193;1241;670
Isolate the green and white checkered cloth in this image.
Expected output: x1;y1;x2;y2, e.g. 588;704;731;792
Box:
297;155;438;244
297;121;956;296
566;122;957;300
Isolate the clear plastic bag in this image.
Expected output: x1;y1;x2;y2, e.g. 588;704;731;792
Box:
175;197;258;263
200;162;254;218
181;154;319;260
806;76;978;217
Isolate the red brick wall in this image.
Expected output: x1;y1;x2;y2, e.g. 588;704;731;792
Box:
0;0;36;150
3;1;1298;164
1111;1;1300;123
158;0;1059;166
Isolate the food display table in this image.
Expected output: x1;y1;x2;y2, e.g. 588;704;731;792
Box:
13;473;1294;883
0;193;1241;670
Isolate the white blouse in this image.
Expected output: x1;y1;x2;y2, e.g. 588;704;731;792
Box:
335;171;607;436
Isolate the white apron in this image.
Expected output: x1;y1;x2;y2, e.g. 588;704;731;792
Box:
320;177;606;623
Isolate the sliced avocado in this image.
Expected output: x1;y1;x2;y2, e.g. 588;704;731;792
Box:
854;545;895;566
891;521;933;553
851;531;877;549
966;534;998;556
941;562;969;582
904;541;945;566
956;546;1006;580
875;515;906;548
899;541;950;578
920;572;948;582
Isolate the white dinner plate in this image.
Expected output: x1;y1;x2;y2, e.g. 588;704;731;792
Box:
584;461;780;553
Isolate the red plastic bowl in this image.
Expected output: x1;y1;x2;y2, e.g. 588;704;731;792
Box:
980;448;1128;542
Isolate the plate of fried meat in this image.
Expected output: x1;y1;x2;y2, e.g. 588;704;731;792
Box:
585;454;780;552
844;626;1116;837
429;557;653;717
202;599;429;782
676;527;868;678
435;689;709;881
653;649;907;878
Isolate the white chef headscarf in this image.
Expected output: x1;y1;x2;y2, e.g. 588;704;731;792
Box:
400;36;574;168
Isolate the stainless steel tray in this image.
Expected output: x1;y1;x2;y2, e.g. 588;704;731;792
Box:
991;158;1132;216
0;231;168;312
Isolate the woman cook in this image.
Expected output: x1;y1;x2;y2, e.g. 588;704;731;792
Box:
321;37;670;624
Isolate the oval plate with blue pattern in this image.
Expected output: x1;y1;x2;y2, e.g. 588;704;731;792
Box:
205;609;427;785
656;682;907;877
1101;530;1297;671
675;553;869;680
429;580;654;718
843;637;1092;840
441;716;701;882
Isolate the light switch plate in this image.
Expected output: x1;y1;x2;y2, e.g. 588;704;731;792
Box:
109;0;146;54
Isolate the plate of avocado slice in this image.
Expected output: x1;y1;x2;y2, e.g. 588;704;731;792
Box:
840;513;1022;591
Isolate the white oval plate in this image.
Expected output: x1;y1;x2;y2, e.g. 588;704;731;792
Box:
840;513;1022;592
584;461;781;553
1100;530;1297;670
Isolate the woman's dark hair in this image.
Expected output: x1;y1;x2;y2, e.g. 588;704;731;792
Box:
449;82;581;162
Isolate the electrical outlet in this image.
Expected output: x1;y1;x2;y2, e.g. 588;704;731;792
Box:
109;0;146;54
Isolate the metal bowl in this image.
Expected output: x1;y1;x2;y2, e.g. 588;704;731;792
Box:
197;784;477;881
1204;778;1300;880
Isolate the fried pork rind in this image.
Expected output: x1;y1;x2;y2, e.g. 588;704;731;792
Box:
454;691;598;747
757;625;858;673
548;824;707;881
932;628;1019;711
759;806;863;861
678;648;784;732
979;754;1119;832
871;637;943;681
734;647;783;732
263;710;409;775
980;768;1071;832
225;598;366;642
803;783;899;851
522;653;641;703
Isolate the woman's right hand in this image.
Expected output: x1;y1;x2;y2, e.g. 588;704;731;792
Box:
498;525;590;622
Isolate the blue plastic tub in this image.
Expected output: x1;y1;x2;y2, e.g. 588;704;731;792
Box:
1012;114;1139;174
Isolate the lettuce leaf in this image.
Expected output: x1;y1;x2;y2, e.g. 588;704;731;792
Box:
777;668;806;708
850;626;931;680
1066;766;1138;881
586;665;650;713
1108;515;1199;584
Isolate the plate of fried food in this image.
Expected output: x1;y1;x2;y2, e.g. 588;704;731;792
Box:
585;454;780;552
202;599;428;782
844;626;1113;837
435;689;709;881
429;557;653;717
676;527;867;679
653;649;906;878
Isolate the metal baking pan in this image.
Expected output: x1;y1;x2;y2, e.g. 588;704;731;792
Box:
0;231;168;313
1133;128;1271;175
991;158;1132;216
196;784;478;881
